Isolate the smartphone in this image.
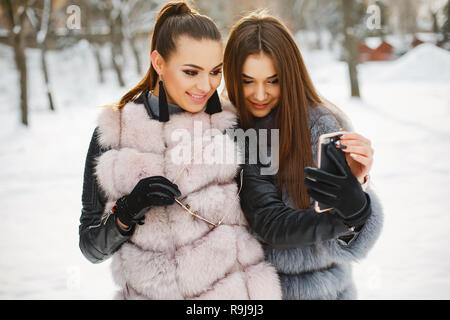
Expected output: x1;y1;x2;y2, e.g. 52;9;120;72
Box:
314;132;342;213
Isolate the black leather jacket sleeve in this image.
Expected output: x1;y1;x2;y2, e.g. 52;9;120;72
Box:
239;163;356;249
79;128;134;264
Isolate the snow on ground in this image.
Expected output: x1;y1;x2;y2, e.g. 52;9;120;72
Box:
374;43;450;82
0;42;449;299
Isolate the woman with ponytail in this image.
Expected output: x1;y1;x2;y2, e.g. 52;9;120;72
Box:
223;12;383;299
79;2;281;300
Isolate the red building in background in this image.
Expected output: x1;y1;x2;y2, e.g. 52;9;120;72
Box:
359;40;394;62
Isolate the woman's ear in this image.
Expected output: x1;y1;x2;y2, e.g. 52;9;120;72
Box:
151;50;164;76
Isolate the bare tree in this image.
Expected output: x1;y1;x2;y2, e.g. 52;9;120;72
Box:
123;0;163;75
82;0;106;83
443;0;450;44
121;0;144;75
86;0;126;87
72;0;159;86
103;0;163;84
342;0;360;97
296;0;337;49
2;0;30;126
27;0;55;111
105;1;125;87
387;0;420;37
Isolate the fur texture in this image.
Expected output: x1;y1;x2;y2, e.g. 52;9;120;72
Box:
272;104;384;300
95;99;282;300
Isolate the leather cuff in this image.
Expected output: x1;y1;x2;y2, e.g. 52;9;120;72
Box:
114;216;135;236
342;192;372;227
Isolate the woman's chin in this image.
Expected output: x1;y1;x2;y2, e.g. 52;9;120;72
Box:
178;100;208;113
249;107;272;118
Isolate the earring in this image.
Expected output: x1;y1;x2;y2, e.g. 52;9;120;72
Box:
158;80;169;122
205;90;222;115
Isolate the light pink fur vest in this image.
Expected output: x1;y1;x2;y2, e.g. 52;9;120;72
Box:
94;98;282;299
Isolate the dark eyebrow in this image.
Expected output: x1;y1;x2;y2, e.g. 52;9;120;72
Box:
242;73;278;79
182;63;223;71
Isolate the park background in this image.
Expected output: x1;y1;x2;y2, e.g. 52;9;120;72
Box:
1;0;449;299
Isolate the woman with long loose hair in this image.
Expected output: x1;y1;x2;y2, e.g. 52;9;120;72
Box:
224;12;383;299
79;2;281;300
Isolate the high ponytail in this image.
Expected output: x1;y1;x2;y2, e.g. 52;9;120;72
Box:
115;1;221;109
149;2;194;89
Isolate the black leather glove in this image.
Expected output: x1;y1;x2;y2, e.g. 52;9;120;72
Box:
304;143;371;227
114;176;181;227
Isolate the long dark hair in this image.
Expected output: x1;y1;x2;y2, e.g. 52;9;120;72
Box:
224;12;324;210
116;1;221;109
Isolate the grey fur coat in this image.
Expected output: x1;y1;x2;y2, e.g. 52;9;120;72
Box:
266;104;384;299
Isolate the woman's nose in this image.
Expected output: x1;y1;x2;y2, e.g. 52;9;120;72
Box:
197;75;211;93
255;84;267;101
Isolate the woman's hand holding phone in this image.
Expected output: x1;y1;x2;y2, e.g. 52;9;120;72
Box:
304;143;371;226
335;131;373;184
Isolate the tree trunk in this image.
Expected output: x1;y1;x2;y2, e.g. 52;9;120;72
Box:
129;36;142;75
93;43;105;83
83;0;105;84
3;0;29;126
342;0;360;98
15;38;28;125
39;0;55;111
40;45;55;111
108;11;125;87
111;42;125;87
444;0;450;43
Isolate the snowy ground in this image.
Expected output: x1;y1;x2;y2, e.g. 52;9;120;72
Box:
0;41;449;300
